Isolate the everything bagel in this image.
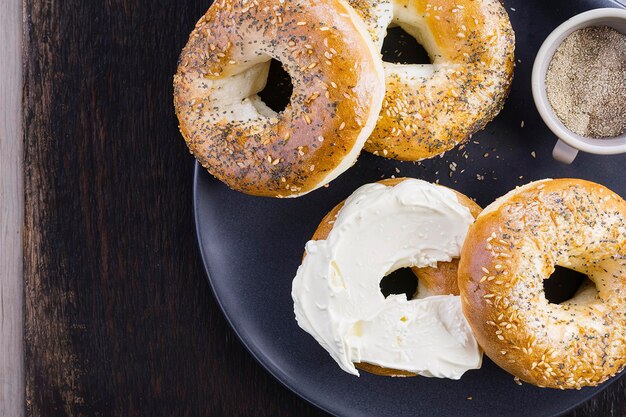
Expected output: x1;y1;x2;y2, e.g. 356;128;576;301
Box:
459;179;626;389
174;0;385;197
348;0;515;161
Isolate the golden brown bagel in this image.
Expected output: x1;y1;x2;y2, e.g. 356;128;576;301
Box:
310;177;481;377
174;0;385;197
347;0;515;161
459;179;626;389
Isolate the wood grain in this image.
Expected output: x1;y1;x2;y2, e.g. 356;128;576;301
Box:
0;0;24;416
21;0;626;416
22;0;324;416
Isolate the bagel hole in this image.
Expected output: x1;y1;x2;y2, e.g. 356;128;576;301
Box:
380;268;418;300
258;59;293;113
381;26;431;65
543;266;596;304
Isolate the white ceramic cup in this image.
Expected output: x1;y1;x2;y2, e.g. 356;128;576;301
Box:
532;8;626;164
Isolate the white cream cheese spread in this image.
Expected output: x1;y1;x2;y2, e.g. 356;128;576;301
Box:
291;179;482;377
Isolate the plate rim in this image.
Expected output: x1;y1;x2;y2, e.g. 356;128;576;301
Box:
193;163;623;417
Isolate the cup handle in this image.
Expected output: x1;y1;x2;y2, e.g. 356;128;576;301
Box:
552;139;578;164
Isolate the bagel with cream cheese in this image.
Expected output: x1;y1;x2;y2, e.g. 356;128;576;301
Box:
292;178;483;378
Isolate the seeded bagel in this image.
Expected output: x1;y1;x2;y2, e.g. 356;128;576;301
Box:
459;179;626;389
174;0;385;197
348;0;515;160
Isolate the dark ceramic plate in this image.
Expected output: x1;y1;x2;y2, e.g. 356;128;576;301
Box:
194;0;626;415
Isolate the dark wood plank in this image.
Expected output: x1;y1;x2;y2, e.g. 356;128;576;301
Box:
1;0;24;416
22;1;323;415
21;0;626;416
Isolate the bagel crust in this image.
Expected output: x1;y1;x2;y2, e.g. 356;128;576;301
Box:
174;0;385;197
348;0;515;161
311;178;481;377
459;179;626;389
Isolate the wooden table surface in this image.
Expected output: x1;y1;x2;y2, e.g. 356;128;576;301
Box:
0;0;623;416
